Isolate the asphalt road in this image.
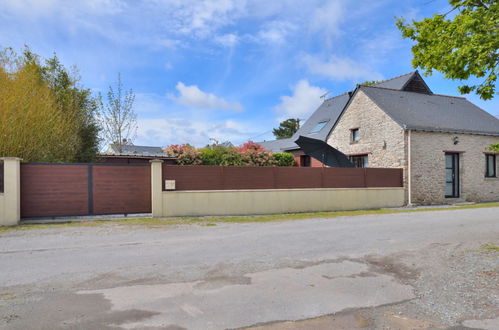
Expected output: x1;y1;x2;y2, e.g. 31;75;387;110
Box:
0;207;498;329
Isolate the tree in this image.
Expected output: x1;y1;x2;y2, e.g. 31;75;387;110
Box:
38;53;100;162
489;143;499;152
97;74;137;153
396;0;498;100
361;80;379;86
273;118;301;139
0;49;79;162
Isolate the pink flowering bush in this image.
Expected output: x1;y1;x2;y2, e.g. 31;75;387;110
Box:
164;141;294;166
237;141;276;166
164;144;201;165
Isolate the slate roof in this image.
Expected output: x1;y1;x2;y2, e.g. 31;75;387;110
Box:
259;93;351;152
373;71;416;89
360;86;499;136
104;144;168;157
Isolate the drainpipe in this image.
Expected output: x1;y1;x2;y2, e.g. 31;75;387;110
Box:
407;129;412;206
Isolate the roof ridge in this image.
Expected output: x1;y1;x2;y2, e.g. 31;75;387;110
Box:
361;85;467;99
369;71;416;86
323;91;350;102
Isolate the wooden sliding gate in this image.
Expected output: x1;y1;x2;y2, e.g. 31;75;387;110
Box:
20;163;151;218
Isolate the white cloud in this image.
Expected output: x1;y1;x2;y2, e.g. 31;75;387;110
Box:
136;118;255;147
214;33;239;47
303;54;383;82
168;82;243;112
256;20;296;45
309;1;344;37
275;80;326;120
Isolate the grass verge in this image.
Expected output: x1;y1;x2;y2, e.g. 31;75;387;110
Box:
1;202;498;234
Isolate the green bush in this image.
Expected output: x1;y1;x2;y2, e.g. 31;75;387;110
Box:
488;143;499;152
200;146;243;166
273;152;295;166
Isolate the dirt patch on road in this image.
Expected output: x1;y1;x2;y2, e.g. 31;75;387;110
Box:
245;241;498;330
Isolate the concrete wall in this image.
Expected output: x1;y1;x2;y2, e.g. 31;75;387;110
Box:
410;131;499;204
0;158;21;226
159;188;405;217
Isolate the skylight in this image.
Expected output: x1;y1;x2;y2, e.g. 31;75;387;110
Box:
310;121;328;133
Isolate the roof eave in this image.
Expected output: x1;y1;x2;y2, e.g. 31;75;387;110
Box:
404;126;499;137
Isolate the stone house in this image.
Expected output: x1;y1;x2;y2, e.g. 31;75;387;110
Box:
261;71;499;205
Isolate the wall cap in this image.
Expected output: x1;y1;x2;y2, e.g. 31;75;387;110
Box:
0;157;22;161
149;159;165;163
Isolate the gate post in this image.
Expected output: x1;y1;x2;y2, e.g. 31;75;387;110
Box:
0;157;21;226
150;159;164;218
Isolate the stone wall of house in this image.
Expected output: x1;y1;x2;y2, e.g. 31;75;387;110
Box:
410;131;499;204
326;89;408;186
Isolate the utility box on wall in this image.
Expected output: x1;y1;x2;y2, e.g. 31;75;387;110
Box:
164;180;176;191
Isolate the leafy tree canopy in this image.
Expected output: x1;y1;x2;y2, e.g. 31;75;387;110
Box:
360;80;379;86
396;0;498;100
273;118;301;139
0;47;100;162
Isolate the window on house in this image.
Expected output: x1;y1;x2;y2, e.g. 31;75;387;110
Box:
311;121;328;133
349;154;368;168
485;154;496;178
351;128;360;143
300;155;311;167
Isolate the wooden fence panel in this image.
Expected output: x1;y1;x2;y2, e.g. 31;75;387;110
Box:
222;167;275;190
322;168;366;188
162;165;403;191
274;167;322;189
21;164;89;218
92;164;151;214
365;168;403;187
163;165;224;190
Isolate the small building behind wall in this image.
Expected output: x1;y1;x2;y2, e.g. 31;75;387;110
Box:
99;143;176;164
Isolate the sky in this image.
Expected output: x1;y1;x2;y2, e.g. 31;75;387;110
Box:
0;0;497;148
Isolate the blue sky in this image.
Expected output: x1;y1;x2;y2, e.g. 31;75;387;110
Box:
1;0;497;147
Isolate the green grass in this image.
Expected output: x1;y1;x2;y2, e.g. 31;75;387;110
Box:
482;244;499;252
1;202;498;234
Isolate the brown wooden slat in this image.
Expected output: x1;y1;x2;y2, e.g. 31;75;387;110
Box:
21;164;88;218
162;165;403;191
365;168;403;187
92;165;151;214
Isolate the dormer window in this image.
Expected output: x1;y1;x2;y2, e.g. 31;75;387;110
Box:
311;121;328;133
351;128;360;143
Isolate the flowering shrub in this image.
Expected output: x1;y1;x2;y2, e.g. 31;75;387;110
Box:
164;141;295;166
164;144;201;165
237;141;276;166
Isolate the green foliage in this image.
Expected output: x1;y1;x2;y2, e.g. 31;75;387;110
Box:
360;80;379;86
396;0;498;100
273;152;295;166
39;53;100;162
164;144;201;165
0;47;100;162
273;118;300;139
165;141;296;166
488;143;499;152
237;141;276;166
200;145;243;166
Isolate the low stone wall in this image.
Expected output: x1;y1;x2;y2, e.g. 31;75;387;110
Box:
159;187;405;217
